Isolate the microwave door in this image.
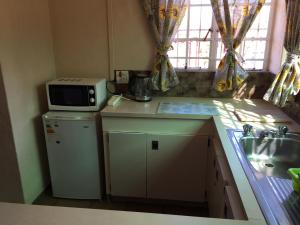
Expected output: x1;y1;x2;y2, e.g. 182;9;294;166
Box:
49;85;90;106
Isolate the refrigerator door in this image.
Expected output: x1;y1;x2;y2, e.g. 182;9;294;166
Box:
43;116;101;199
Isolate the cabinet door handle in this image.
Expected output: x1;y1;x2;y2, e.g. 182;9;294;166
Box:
152;141;159;150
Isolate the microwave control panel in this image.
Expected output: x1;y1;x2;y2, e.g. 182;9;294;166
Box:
88;86;96;106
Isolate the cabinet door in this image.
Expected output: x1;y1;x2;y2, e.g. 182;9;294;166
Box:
109;132;147;198
147;134;208;202
207;138;236;218
224;186;247;220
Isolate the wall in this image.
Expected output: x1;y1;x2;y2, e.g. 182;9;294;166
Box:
0;0;56;203
49;0;110;78
268;0;286;74
49;0;155;80
109;0;155;77
150;71;274;99
0;68;24;203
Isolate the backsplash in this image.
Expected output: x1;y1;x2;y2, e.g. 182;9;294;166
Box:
154;71;274;99
152;71;300;125
282;97;300;125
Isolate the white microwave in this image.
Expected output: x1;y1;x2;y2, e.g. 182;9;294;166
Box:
46;77;107;111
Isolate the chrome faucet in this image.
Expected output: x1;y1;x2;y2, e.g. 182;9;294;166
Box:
259;130;277;139
278;126;288;136
259;130;269;139
259;126;288;139
243;124;253;136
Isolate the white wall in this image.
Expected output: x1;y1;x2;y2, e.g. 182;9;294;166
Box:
0;0;56;203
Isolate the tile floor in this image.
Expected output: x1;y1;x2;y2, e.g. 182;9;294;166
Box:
33;188;209;217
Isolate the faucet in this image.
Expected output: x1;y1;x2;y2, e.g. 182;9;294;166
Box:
278;125;288;136
259;130;277;139
259;126;288;139
243;124;253;136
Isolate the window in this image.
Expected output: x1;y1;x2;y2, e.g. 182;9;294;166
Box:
169;0;273;71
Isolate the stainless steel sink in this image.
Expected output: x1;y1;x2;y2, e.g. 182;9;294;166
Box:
240;134;300;179
228;130;300;225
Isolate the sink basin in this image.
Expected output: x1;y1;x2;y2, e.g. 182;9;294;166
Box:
240;134;300;179
228;130;300;225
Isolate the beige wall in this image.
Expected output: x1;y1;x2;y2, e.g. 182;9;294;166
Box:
49;0;110;78
49;0;155;80
268;0;286;74
0;68;24;203
0;0;56;203
109;0;155;78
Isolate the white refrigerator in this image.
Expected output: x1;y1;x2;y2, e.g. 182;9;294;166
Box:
43;111;103;199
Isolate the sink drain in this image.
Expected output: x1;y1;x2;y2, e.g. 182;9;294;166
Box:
265;163;274;168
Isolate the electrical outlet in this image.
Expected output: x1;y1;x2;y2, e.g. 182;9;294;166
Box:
115;70;129;84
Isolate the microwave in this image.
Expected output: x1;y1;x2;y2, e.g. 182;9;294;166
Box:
46;77;107;111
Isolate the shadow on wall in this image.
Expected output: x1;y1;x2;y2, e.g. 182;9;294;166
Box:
0;64;24;203
33;83;51;188
154;71;274;99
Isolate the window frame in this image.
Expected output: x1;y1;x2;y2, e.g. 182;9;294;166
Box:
172;0;276;72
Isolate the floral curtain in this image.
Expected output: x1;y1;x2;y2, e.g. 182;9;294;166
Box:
211;0;265;92
263;0;300;107
142;0;187;92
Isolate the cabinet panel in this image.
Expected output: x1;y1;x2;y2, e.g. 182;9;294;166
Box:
109;132;147;198
147;134;208;202
207;138;227;218
224;186;247;220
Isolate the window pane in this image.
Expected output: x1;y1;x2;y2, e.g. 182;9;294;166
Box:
168;42;187;58
200;30;211;39
188;59;209;69
201;6;212;29
243;61;264;70
177;8;188;38
176;30;187;39
217;41;225;59
189;41;210;58
189;6;201;30
258;5;270;29
189;30;200;38
169;58;186;69
190;0;211;4
243;40;266;60
172;0;272;70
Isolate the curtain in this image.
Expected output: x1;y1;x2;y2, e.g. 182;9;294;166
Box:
142;0;187;92
211;0;265;92
263;0;300;107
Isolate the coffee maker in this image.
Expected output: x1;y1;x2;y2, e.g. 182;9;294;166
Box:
128;73;152;102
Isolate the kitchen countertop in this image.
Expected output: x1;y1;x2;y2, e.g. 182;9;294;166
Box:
1;97;300;225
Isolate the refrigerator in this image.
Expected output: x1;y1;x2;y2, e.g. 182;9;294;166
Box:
43;111;103;199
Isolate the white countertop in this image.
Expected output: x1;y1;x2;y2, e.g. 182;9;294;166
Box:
2;97;300;225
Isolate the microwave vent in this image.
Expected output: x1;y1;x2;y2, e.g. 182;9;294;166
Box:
58;78;82;82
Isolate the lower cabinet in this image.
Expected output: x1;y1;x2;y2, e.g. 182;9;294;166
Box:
109;132;147;198
206;137;246;220
147;134;208;202
108;132;208;202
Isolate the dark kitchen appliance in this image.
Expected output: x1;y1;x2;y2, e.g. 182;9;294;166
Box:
129;73;152;102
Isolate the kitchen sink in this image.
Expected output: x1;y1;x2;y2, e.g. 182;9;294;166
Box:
228;129;300;225
240;134;300;179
